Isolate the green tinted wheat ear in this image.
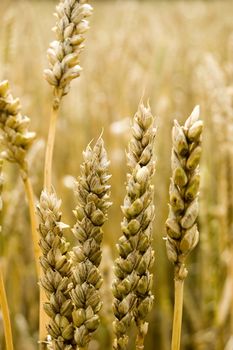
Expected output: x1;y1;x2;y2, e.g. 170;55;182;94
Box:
37;190;74;350
166;106;203;350
113;103;156;350
0;80;40;277
44;0;93;101
71;137;111;349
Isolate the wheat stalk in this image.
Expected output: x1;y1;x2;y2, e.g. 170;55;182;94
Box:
0;160;14;350
0;80;40;277
44;0;93;191
165;106;203;350
113;102;156;350
37;190;74;350
0;262;14;350
70;137;111;349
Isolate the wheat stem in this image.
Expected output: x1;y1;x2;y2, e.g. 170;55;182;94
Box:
230;247;233;337
23;172;47;349
22;175;40;276
24;168;49;350
171;278;184;350
43;102;60;191
40;102;60;348
0;265;14;350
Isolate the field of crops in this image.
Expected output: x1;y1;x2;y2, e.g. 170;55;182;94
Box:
0;1;233;349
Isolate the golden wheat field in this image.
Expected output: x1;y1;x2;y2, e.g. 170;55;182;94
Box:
0;0;233;350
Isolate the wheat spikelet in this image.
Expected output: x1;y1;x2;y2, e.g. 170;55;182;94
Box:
37;190;74;350
70;137;111;349
112;102;156;350
0;80;36;176
44;0;93;103
166;106;203;279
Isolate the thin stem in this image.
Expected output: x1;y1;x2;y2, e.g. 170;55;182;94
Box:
171;278;184;350
22;175;40;277
39;293;48;350
44;103;60;191
40;99;61;348
0;265;14;350
230;247;233;337
22;175;47;348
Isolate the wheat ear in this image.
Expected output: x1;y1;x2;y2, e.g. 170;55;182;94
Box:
165;106;203;350
44;0;93;191
0;160;14;350
42;1;93;343
0;80;39;276
113;102;156;350
71;137;111;349
37;190;75;350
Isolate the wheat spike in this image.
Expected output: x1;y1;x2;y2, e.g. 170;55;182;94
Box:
37;190;74;350
44;0;93;103
71;137;111;349
0;80;36;176
166;106;203;350
166;106;203;278
113;102;156;350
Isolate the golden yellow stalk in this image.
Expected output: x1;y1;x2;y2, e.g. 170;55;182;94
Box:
0;264;14;350
171;279;184;350
43;103;60;191
23;174;47;348
22;175;40;276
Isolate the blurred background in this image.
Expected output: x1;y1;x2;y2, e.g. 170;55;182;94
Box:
0;0;233;349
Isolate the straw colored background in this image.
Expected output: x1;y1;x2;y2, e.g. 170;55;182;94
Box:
0;0;233;349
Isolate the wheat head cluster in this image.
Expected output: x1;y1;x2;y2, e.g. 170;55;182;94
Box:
0;0;232;350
